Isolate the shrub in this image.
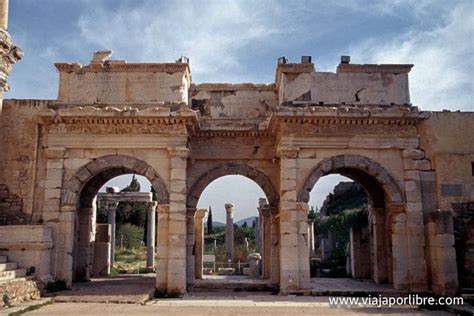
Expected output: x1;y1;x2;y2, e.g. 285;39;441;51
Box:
116;223;144;249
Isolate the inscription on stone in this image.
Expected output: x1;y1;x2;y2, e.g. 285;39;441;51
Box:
440;184;463;196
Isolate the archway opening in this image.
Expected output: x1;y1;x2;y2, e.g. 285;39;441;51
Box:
94;174;155;277
308;174;374;280
193;174;274;287
300;156;403;290
69;157;168;284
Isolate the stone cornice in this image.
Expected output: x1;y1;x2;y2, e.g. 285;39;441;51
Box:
195;130;272;138
269;105;428;129
190;83;275;92
54;61;191;79
39;105;200;126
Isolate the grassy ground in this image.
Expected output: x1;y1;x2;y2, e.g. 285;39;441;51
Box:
111;247;149;274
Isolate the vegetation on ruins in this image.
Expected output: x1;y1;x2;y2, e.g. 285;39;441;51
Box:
313;181;369;278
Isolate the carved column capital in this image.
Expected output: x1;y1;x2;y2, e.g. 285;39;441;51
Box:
0;28;22;93
195;208;208;219
225;203;235;215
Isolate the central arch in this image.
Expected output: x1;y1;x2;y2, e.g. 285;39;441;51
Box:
187;163;279;209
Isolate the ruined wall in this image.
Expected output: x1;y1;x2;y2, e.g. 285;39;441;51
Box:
277;63;412;106
189;84;276;129
418;112;474;210
55;62;191;104
0;100;49;215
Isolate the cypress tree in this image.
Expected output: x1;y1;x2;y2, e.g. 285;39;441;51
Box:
207;205;213;234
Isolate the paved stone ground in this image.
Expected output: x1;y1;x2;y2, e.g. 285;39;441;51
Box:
24;296;453;316
310;278;409;295
51;274;155;304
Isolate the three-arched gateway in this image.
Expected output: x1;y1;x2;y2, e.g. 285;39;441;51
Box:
1;53;470;297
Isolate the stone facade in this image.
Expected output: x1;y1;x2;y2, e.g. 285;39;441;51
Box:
0;24;472;296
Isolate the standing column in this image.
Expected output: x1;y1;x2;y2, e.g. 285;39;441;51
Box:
308;219;315;257
0;0;8;29
107;201;118;266
146;201;157;269
225;203;235;263
260;207;271;279
194;208;208;279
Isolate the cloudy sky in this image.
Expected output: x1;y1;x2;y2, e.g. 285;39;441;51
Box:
7;1;473;222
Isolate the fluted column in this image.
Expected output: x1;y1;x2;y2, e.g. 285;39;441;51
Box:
146;201;157;269
194;208;208;279
225;203;235;263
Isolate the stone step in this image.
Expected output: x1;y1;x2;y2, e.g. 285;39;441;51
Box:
0;268;26;281
0;255;7;263
0;262;17;271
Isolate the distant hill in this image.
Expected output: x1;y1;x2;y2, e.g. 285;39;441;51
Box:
235;216;258;227
212;221;225;228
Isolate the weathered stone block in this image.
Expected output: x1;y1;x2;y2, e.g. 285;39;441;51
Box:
402;148;424;159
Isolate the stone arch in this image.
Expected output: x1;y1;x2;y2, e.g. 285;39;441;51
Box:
61;154;169;209
187;163;279;209
298;154;404;207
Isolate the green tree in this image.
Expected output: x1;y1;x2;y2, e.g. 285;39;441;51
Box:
116;223;144;249
207;206;213;234
308;206;318;221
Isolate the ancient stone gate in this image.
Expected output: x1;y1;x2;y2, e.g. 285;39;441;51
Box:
1;48;473;296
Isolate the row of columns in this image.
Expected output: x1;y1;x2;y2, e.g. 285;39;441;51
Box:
102;200;157;269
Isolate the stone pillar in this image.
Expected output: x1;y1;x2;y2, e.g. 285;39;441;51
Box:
270;207;280;285
259;206;271;279
0;0;8;30
156;204;170;293
146;201;157;269
350;227;371;279
106;201;118;266
308;219;315;257
165;147;188;294
186;208;196;287
372;208;388;283
426;210;459;296
75;206;96;281
93;224;111;277
390;203;411;290
225;203;235;263
278;148;310;293
194;208;208;279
